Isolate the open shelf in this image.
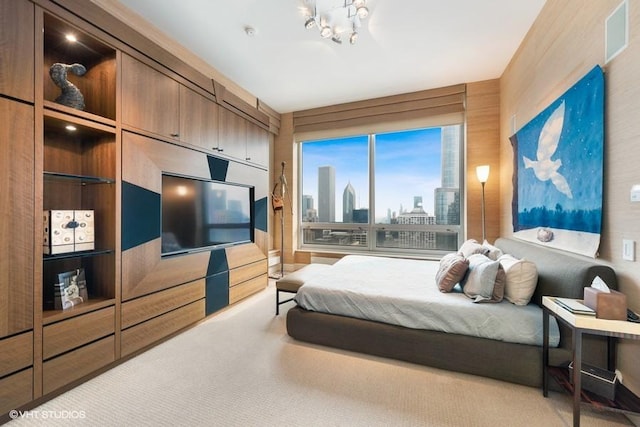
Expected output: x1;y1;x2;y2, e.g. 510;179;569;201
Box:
549;366;640;415
42;298;116;325
43;249;114;262
44;171;115;185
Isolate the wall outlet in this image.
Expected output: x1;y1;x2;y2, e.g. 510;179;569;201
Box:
623;239;635;261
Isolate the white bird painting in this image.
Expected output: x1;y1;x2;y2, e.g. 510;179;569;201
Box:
522;101;573;199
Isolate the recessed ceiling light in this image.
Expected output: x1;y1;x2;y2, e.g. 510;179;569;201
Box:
244;26;256;37
65;125;77;131
65;34;77;42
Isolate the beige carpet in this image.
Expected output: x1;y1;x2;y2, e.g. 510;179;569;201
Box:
8;282;633;426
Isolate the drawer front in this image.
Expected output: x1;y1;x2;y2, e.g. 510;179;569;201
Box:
229;260;267;287
43;335;115;395
121;279;204;329
0;368;33;415
121;299;204;357
229;274;267;304
0;332;33;377
43;307;115;360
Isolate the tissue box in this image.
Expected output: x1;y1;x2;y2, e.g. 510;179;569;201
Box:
583;287;627;320
568;361;617;400
43;210;95;255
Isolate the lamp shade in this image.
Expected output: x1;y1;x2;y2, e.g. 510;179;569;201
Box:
476;165;490;183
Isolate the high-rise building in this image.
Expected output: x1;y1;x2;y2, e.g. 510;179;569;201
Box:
343;182;355;223
302;195;317;221
397;197;436;248
434;125;462;250
318;166;335;222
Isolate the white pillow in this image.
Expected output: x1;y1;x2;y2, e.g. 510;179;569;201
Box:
483;240;504;261
461;254;499;302
498;254;538;305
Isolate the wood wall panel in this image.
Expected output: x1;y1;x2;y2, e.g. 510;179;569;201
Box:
500;0;640;393
0;332;33;377
121;300;204;357
0;0;34;102
121;239;209;301
121;279;205;329
0;98;34;338
466;80;501;243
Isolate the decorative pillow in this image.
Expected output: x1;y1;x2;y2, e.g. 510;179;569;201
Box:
461;254;500;302
498;254;538;305
459;239;490;258
483;240;504;261
436;253;469;292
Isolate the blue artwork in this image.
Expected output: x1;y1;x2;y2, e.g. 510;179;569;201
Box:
510;66;604;257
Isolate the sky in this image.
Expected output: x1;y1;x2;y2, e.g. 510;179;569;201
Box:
301;128;442;222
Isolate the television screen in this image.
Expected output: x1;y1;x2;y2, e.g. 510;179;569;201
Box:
161;174;253;256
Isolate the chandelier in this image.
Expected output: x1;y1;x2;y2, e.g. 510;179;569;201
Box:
302;0;370;45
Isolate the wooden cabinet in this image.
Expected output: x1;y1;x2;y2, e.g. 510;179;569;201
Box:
122;53;180;138
180;85;219;152
219;107;269;168
0;98;34;338
0;0;34;102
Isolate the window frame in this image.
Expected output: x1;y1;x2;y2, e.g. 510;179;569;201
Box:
297;124;465;258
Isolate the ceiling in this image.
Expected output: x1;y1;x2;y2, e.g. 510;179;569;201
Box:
114;0;546;114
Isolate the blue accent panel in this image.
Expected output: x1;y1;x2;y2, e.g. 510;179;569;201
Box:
206;271;229;315
255;197;268;232
208;156;229;182
122;181;161;251
207;248;229;276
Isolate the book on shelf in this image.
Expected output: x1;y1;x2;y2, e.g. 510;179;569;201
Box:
54;268;89;310
554;297;596;315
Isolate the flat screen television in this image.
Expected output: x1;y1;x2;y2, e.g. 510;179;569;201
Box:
161;173;254;256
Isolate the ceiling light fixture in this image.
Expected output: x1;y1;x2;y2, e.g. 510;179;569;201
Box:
302;0;370;45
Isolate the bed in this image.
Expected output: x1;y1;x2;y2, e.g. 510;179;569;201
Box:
286;237;618;387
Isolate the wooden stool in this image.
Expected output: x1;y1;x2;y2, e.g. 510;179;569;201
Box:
275;264;330;315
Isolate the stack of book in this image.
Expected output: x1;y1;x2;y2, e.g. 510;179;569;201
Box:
554;297;596;315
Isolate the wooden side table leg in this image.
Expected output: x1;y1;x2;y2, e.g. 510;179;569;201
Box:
572;329;582;427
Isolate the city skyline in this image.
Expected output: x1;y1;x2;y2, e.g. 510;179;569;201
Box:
301;127;449;223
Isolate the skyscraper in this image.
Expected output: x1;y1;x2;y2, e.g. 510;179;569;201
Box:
343;182;355;223
318;166;335;222
302;195;317;222
435;125;462;250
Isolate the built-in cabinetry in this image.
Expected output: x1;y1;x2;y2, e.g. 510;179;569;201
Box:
1;0;273;418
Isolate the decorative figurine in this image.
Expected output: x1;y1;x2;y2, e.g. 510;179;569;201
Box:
49;63;86;110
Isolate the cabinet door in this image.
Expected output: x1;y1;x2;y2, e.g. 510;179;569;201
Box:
246;121;269;168
0;0;34;102
0;98;34;338
218;107;247;160
179;85;219;152
121;54;180;139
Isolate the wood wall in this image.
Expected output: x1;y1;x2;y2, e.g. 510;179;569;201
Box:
500;0;640;397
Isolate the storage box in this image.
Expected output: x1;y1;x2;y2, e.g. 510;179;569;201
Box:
583;287;627;320
568;361;617;400
43;210;95;255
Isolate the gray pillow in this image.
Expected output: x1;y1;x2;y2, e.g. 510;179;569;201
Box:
461;254;500;302
459;239;490;258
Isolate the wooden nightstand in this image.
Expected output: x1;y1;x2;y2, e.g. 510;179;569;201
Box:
542;296;640;427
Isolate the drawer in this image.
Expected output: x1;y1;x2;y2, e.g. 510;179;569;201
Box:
43;335;115;395
229;259;267;287
121;299;205;357
229;274;267;304
43;307;115;360
0;331;33;377
122;279;204;329
0;368;33;415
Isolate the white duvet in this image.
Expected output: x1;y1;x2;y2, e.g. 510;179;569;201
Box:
295;255;560;347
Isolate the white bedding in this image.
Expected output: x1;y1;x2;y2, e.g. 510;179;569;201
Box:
295;255;560;347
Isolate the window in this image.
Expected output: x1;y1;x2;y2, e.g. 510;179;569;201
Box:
300;124;463;256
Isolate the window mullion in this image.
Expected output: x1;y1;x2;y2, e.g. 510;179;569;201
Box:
368;133;375;251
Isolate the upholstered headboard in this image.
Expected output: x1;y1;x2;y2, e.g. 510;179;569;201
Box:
494;237;617;306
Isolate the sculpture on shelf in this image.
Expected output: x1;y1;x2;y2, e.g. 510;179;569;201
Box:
49;63;86;110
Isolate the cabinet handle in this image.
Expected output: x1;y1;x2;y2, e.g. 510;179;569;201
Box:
218;148;224;152
246;157;251;161
170;133;179;137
